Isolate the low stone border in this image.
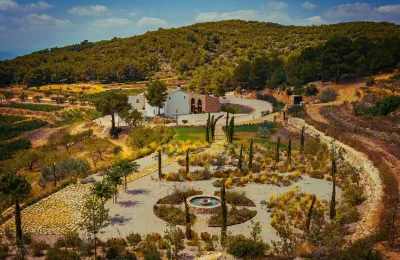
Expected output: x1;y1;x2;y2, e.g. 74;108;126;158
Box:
187;195;221;214
287;117;383;241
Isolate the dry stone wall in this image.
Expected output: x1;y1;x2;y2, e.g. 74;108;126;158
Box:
287;117;383;241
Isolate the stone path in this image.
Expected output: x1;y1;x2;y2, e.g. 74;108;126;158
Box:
2;185;91;235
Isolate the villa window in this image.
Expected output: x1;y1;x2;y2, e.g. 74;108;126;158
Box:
136;99;139;103
169;97;171;100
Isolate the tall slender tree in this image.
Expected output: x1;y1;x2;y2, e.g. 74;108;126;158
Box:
248;139;253;170
211;115;224;140
229;116;235;144
306;194;316;233
158;149;162;180
206;113;211;143
330;155;337;219
238;144;243;170
220;178;227;247
186;150;189;174
184;196;192;240
287;139;292;165
275;136;281;163
300;127;305;152
0;173;31;254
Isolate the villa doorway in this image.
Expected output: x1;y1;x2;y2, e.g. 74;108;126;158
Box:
197;99;202;113
191;98;196;113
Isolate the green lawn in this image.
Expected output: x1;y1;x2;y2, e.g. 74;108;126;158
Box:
233;122;280;146
174;126;206;142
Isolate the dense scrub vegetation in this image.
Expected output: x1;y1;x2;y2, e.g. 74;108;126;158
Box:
1;20;400;94
0;138;31;160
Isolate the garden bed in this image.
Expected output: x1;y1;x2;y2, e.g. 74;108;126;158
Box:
156;189;203;205
208;207;257;227
153;204;196;226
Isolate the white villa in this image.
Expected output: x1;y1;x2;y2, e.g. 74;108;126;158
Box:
128;86;221;118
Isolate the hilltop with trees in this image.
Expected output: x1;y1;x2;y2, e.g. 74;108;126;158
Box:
0;20;400;95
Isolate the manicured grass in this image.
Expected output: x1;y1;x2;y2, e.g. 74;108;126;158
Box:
0;103;63;112
233;122;279;145
173;126;206;141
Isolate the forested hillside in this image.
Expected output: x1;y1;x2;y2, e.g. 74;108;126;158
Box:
1;20;400;95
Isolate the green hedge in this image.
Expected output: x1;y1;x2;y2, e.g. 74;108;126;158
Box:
0;103;62;111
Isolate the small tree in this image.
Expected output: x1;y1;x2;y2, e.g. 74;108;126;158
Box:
220;178;227;247
248;220;262;241
164;223;185;260
0;173;31;254
119;108;143;127
158;149;162;180
17;149;43;171
185;150;189;174
287;139;292;165
80;195;110;258
275;136;281;164
238;144;243;170
319;88;338;103
248;139;253;170
145;80;168;115
84;138;112;167
105;166;123;203
112;159;139;192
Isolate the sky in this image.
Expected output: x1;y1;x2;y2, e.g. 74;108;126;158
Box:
1;0;400;59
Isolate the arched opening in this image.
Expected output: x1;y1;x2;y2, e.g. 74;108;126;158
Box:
191;98;196;114
197;99;202;114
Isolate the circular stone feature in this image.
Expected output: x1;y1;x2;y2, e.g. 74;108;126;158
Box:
187;195;221;214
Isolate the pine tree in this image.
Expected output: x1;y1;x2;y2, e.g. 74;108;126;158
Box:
158;149;162;180
330;156;337;219
275;136;281;163
186;150;189;174
287;139;292;165
238;144;243;170
221;178;227;247
249;139;253;170
306;194;316;232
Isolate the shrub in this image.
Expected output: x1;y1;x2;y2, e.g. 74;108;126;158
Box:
105;238;129;260
32;240;49;257
366;77;375;86
212;179;221;187
319;88;338;103
126;233;142;246
227;236;267;259
157;189;202;204
201;232;211;241
375;95;400;115
0;243;9;259
305;84;319;96
221;104;244;114
113;145;123;155
154;204;196;225
46;246;81;260
287;105;306;118
215;190;256;206
208;207;257;227
144;250;161;260
0;119;47;142
182;119;188;124
343;184;365;206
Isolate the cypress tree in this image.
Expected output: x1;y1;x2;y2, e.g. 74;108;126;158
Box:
186;150;189;174
300;127;305;152
275;136;281;163
249;139;253;170
330;156;337;219
158;149;162;180
184;196;192;239
221;178;227;247
287;139;292;165
229;116;235;144
226;112;229;129
306;193;316;233
238;144;243;170
206;113;210;143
